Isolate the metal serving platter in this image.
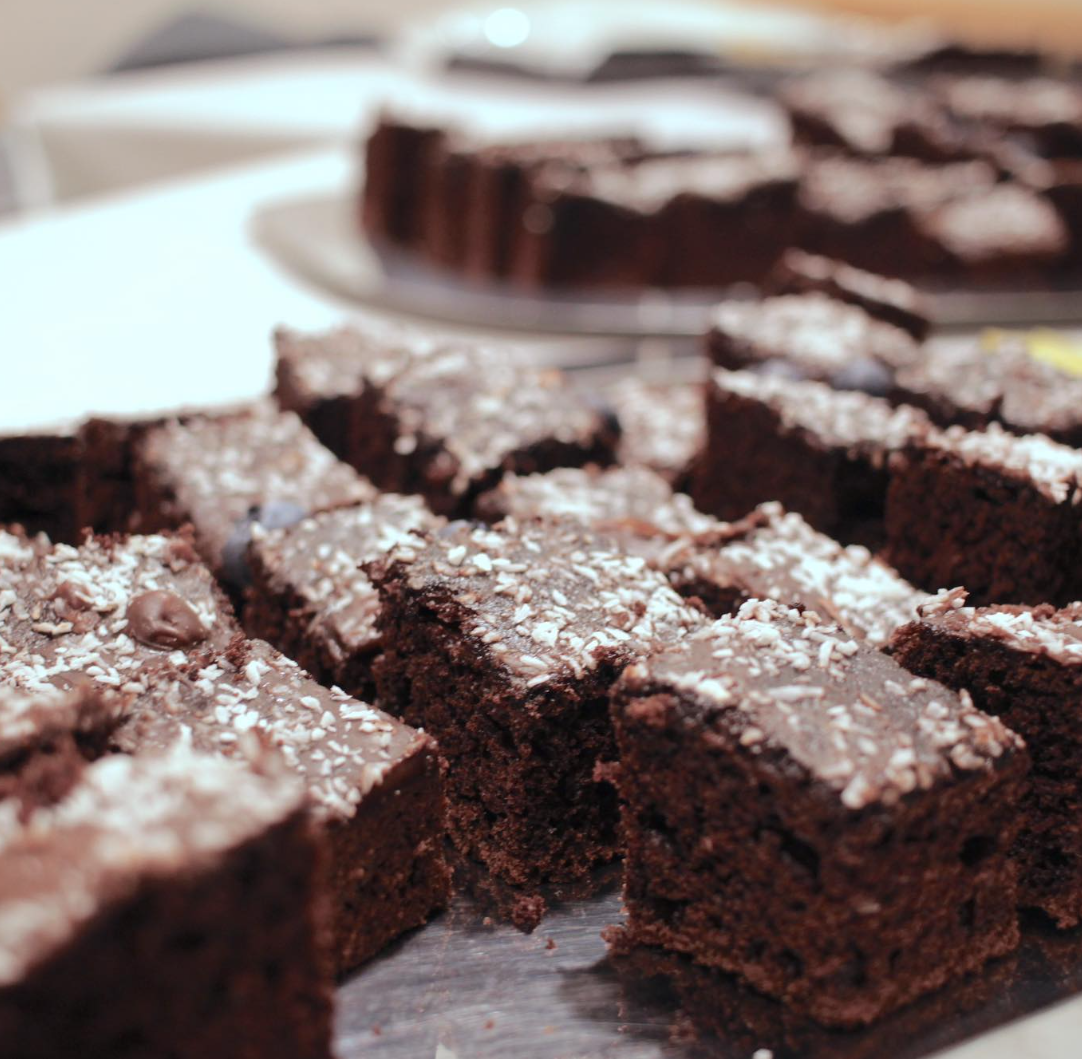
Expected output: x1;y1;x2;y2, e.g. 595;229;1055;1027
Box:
252;188;1082;343
335;881;1082;1059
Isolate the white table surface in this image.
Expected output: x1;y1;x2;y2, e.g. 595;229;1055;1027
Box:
0;145;360;434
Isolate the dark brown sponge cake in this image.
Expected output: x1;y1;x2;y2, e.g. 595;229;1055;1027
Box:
890;593;1082;927
244;494;441;701
0;683;125;817
0;746;334;1059
0;531;449;974
370;519;704;924
134;404;376;589
691;368;930;547
765;251;931;341
275;326;619;517
884;423;1082;606
610;598;1026;1027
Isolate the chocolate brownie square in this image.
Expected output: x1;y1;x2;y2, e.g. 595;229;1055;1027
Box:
610;598;1026;1027
765;250;931;341
114;636;450;974
370;520;703;921
779;68;968;162
0;429;84;543
884;423;1082;605
607;378;705;489
512;151;801;289
277;328;618;516
706;293;922;397
0;683;125;816
361;114;443;248
274;319;439;464
691;369;931;546
666;502;929;644
891;593;1082;927
914;183;1068;280
134;405;375;589
891;331;1082;444
244;494;441;699
0;746;334;1059
0;530;240;690
478;467;927;644
933;75;1082;161
798;155;1000;277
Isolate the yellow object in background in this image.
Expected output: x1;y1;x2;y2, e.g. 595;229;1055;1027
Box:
981;328;1082;377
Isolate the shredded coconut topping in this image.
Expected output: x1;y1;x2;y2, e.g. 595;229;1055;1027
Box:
930;422;1082;504
622;598;1019;811
712;368;930;458
671;503;929;645
913;598;1082;665
711;293;919;378
250;494;438;665
608;378;705;482
0;746;305;987
379;520;705;687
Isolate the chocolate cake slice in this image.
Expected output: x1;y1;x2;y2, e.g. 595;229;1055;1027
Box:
512;150;802;289
666;502;929;644
884;423;1082;605
134;405;375;588
779;68;968;162
478;467;928;645
891;332;1082;445
370;519;704;924
0;683;125;816
706;293;922;397
890;593;1082;926
274;319;442;464
244;494;441;700
0;531;449;972
0;746;334;1059
691;368;931;546
276;327;618;517
765;250;931;341
114;636;450;974
611;598;1026;1027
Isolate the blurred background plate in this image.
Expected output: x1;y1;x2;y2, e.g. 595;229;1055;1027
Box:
253;182;1082;338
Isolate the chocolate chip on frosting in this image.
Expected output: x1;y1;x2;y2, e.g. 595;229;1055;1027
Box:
125;590;208;650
